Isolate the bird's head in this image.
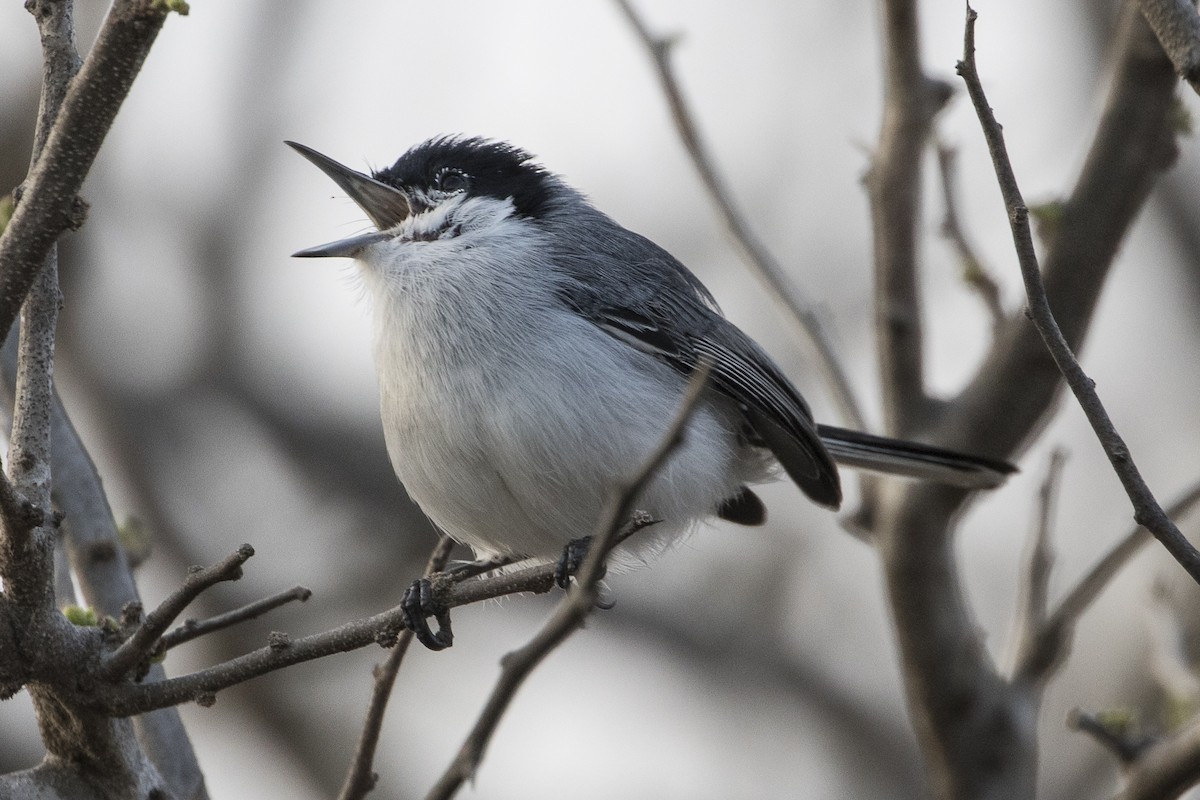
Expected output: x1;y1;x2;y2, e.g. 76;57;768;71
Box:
287;137;564;259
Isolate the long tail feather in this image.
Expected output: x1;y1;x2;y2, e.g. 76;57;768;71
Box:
816;425;1016;489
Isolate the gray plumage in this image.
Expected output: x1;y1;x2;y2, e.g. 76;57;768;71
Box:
289;137;1014;562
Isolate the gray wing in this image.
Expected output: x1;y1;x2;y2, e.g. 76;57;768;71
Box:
550;215;841;508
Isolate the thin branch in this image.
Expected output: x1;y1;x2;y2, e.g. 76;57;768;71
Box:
1137;0;1200;95
424;363;714;800
0;0;174;347
933;1;1177;466
159;584;312;652
337;534;455;800
1146;578;1200;704
1068;708;1157;764
91;545;592;716
935;140;1005;332
1116;719;1200;799
1008;448;1066;678
612;0;865;432
1013;479;1200;684
958;3;1200;585
99;544;255;681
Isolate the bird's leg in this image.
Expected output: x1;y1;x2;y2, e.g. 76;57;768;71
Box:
554;511;660;595
401;575;455;650
554;536;598;590
402;554;519;651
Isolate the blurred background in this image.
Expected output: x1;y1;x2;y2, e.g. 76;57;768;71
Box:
3;0;1200;797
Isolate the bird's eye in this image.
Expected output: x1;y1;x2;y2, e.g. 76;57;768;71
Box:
437;169;469;193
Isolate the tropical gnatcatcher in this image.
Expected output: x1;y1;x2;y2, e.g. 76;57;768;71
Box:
288;137;1014;649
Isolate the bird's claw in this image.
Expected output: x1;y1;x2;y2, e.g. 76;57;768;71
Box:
401;577;454;651
555;535;614;590
554;536;591;589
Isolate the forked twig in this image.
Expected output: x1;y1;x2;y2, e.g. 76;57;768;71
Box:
957;3;1200;585
99;544;255;681
160;584;312;651
1014;479;1200;683
1068;708;1156;764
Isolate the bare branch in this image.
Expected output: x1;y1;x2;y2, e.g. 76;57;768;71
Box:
1012;480;1200;686
99;545;255;681
1068;708;1157;764
424;363;713;800
866;0;954;434
338;534;455;800
2;372;210;797
612;0;865;432
1137;0;1200;95
933;1;1177;465
958;3;1200;585
935;141;1005;332
0;4;195;796
1008;448;1066;678
0;0;76;610
873;7;1179;794
1116;718;1200;799
0;0;175;347
90;543;600;717
160;585;312;652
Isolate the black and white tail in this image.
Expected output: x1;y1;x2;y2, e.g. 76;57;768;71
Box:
816;425;1016;489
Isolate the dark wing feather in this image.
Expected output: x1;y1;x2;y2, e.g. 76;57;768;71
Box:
547;207;841;509
573;299;842;509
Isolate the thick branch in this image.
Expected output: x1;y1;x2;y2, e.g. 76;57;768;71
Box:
0;0;76;612
0;4;188;797
876;9;1179;796
1137;0;1200;94
866;0;952;434
959;3;1200;584
28;375;209;798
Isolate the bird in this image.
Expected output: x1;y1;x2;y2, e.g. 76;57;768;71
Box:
287;136;1015;649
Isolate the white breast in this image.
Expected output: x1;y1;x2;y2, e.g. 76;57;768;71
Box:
357;213;760;561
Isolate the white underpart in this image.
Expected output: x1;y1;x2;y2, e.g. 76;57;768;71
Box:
356;196;764;561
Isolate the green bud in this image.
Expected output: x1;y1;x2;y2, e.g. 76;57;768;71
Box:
63;605;98;627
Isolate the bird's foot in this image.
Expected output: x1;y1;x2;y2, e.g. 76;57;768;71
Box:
554;536;598;590
401;576;454;651
553;537;616;610
402;554;520;650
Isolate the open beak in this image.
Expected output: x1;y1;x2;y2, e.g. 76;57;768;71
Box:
286;141;413;258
